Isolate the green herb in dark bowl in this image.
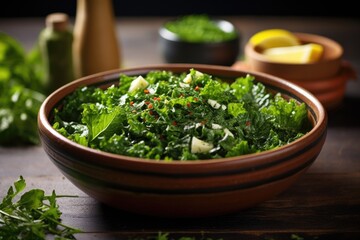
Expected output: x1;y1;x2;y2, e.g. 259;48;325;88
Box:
164;15;238;43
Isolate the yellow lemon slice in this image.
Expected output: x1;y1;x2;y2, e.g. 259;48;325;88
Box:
262;43;324;64
249;29;300;49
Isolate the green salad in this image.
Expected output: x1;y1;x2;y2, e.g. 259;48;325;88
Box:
52;69;311;161
164;15;238;43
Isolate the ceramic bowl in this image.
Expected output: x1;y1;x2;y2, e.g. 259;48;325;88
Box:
243;32;356;110
38;64;327;218
158;18;240;66
245;32;343;80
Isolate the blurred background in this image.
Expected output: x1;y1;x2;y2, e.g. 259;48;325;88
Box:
1;0;358;18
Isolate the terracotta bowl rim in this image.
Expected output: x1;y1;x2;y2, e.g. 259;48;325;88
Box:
38;64;327;170
245;32;343;66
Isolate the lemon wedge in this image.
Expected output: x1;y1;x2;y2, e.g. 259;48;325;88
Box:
249;29;300;49
262;43;324;64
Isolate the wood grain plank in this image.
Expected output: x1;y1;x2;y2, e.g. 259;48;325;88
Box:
1;173;359;239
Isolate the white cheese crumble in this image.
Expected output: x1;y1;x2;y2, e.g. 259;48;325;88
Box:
128;75;149;93
191;136;214;153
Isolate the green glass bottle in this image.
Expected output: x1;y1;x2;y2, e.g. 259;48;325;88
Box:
38;13;74;95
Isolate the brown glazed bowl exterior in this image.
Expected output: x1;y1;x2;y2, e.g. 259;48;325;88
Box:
38;64;327;218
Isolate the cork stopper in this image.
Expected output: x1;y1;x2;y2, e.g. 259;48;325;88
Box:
46;13;69;31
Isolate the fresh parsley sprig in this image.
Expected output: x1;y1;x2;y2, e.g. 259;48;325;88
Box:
0;176;81;240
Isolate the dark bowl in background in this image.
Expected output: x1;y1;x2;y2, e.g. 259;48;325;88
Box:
158;19;241;66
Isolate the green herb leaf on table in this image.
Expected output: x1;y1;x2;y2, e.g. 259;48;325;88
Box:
0;176;81;240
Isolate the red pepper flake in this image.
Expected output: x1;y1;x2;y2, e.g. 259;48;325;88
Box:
194;86;200;91
194;97;198;102
148;103;153;109
172;121;177;126
186;102;191;108
149;110;154;115
145;101;150;105
130;101;134;106
144;89;150;94
246;121;251;126
153;97;161;101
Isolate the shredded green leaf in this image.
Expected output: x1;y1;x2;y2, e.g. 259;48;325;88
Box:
52;69;311;161
164;14;237;43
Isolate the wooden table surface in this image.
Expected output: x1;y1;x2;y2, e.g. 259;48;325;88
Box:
1;16;360;240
